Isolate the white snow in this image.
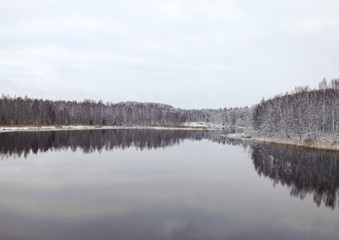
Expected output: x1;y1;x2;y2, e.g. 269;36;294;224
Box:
183;122;222;129
0;125;219;133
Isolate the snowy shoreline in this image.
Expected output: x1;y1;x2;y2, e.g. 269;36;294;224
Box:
0;125;219;133
255;137;339;151
223;133;339;151
3;126;338;151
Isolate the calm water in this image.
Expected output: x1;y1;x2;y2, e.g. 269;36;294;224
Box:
0;129;338;240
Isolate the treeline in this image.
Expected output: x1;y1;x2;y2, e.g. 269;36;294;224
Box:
2;78;338;139
0;97;184;126
253;79;339;140
187;107;252;128
0;95;251;128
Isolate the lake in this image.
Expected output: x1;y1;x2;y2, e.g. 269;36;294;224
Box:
0;129;338;240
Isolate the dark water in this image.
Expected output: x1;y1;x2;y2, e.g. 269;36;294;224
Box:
0;129;338;240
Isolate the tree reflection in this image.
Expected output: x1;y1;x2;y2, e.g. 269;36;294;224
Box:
1;130;338;209
0;129;210;158
250;143;339;209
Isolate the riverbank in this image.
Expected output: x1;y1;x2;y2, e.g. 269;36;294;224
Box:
223;133;339;151
255;137;339;151
0;125;218;133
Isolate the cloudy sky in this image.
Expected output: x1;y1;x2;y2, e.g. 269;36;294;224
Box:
1;0;338;109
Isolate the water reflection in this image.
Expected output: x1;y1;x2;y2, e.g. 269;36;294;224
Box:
0;129;338;210
250;143;339;209
0;129;210;158
0;129;338;240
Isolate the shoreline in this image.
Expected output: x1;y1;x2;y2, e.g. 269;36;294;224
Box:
223;133;339;151
0;125;219;133
3;126;338;151
255;137;339;151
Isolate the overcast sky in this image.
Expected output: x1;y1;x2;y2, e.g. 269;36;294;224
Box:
1;0;338;109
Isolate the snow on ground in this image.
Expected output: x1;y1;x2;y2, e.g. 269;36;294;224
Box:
183;122;222;129
254;137;339;151
0;125;219;133
222;133;339;151
3;125;338;151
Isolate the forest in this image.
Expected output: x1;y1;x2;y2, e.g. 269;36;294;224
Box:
0;95;251;129
253;79;339;141
1;78;339;143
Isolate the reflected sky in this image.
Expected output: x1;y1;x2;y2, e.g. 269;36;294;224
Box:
0;130;338;240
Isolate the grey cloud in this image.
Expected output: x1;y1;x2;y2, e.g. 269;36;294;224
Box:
1;0;338;108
